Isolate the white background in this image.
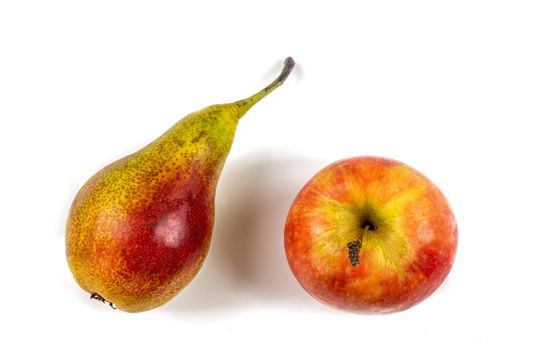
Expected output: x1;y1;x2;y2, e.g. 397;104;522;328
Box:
1;0;534;348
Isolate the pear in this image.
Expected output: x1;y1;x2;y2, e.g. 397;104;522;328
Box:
66;57;295;312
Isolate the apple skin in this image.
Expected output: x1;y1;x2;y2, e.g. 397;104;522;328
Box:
284;156;457;314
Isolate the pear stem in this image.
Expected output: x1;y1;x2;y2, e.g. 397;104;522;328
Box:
234;57;295;117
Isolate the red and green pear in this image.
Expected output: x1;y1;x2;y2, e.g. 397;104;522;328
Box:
66;58;295;312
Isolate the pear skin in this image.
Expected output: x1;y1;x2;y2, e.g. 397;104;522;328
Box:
66;58;295;312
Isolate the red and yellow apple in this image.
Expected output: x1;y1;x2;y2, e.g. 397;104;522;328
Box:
284;156;457;314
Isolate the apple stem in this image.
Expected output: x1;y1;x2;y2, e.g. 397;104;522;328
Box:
347;225;369;266
90;292;117;310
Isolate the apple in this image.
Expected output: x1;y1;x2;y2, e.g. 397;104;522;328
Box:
284;156;457;314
